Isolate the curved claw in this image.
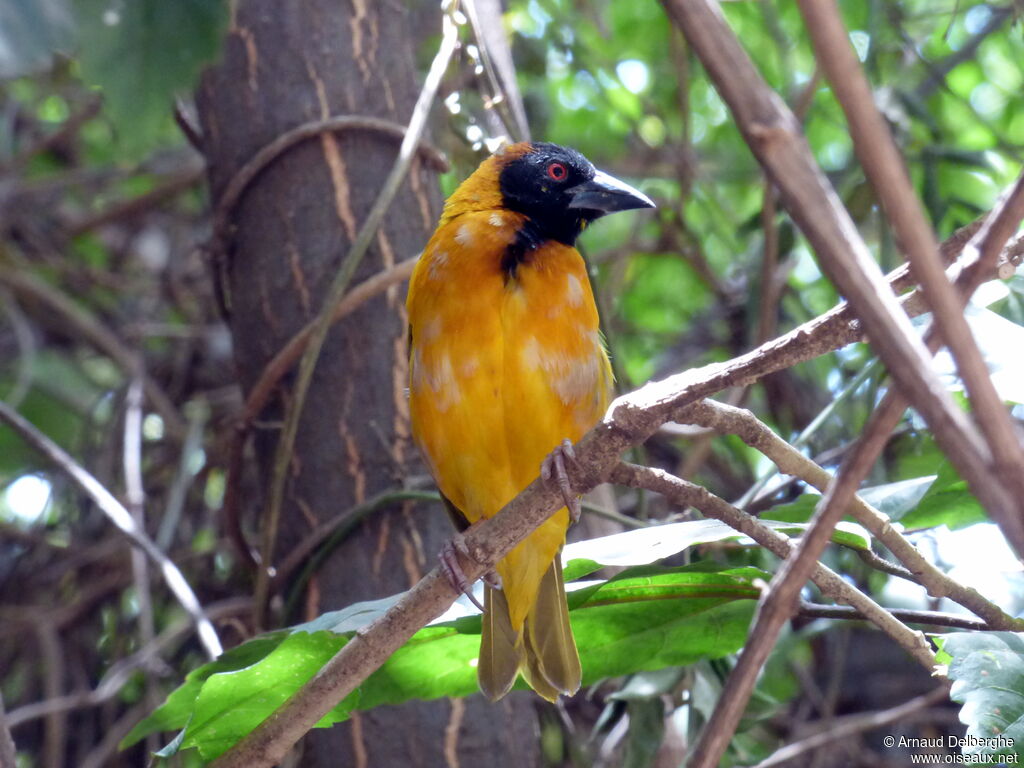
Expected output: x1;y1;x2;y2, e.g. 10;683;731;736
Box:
541;438;582;524
439;535;485;612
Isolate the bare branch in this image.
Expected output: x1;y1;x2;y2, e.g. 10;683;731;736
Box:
748;687;950;768
0;265;186;440
658;0;1019;550
797;603;987;632
0;400;222;659
683;399;1024;631
609;463;935;669
63;164;204;236
797;0;1024;549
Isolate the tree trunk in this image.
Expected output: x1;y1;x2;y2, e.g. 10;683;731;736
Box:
195;2;540;765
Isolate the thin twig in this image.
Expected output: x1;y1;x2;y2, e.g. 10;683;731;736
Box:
211;118;447;253
63;165;204;236
609;463;934;669
748;686;950;768
157;402;208;550
683;399;1023;630
122;372;157;750
797;0;1024;553
659;0;1015;548
914;6;1013;100
37;622;64;765
174;98;204;152
797;603;987;631
855;549;918;583
252;8;459;627
463;0;531;142
0;265;186;440
0;400;222;659
6;598;249;729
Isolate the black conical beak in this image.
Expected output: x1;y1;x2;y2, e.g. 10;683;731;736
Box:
566;169;655;214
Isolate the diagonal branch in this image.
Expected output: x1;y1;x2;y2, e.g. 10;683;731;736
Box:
681;168;1024;768
0;401;222;660
748;686;950;768
658;0;1020;552
609;462;935;669
797;0;1024;552
683;399;1024;631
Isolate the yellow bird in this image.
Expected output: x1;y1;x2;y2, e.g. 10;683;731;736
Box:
407;142;654;700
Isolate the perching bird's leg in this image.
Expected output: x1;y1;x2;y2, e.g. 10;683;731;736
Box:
439;532;497;612
541;438;582;523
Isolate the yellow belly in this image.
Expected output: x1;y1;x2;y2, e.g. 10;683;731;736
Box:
407;211;611;629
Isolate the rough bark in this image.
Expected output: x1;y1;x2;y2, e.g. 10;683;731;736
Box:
195;2;540;765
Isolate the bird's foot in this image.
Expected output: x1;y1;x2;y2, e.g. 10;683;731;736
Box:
439;533;486;612
482;569;502;589
541;438;582;524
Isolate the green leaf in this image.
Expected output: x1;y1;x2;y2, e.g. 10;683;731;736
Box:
762;495;820;524
73;0;227;153
121;632;287;750
128;564;760;760
185;631;360;759
858;476;935;520
765;474;984;533
901;461;987;530
943;632;1024;761
563;517;871;565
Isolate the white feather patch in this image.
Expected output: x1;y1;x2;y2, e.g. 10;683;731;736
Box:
428;249;449;279
521;335;602;406
566;273;583;307
455;224;474;246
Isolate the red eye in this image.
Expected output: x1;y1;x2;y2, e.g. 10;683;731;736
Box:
547;162;568;181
